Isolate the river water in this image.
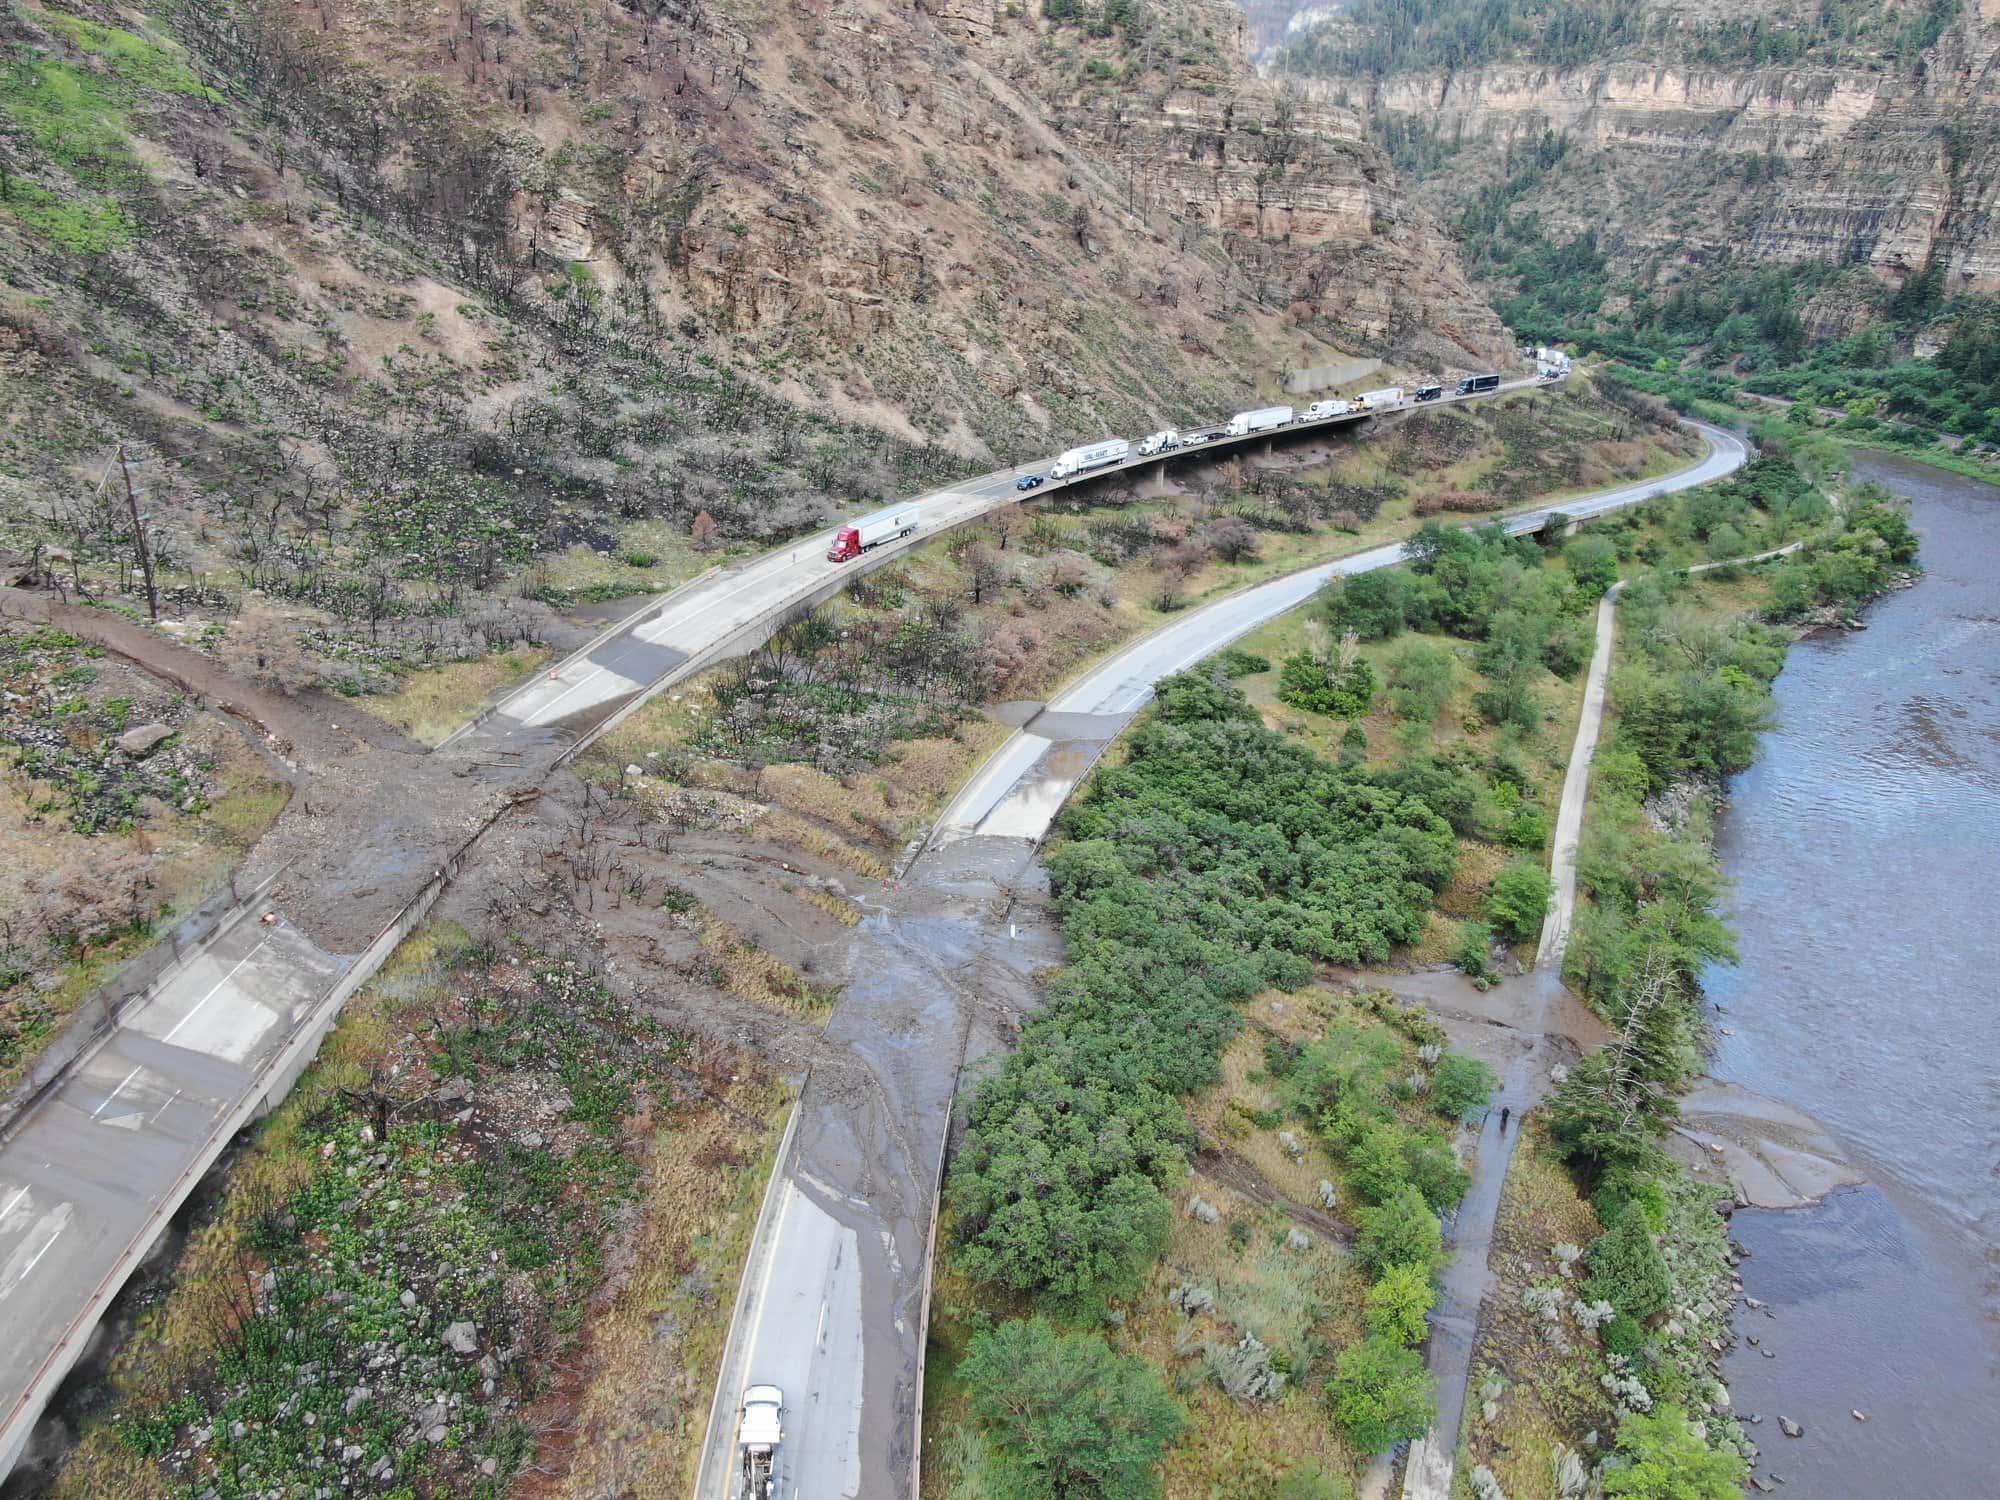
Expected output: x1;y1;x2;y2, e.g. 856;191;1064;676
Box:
1704;452;2000;1495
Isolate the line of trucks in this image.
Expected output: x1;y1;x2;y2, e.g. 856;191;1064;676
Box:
827;363;1556;559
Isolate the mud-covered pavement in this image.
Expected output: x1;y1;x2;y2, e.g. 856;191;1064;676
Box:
694;833;1063;1500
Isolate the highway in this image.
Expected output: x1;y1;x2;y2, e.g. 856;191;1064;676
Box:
0;372;1673;1483
692;418;1749;1500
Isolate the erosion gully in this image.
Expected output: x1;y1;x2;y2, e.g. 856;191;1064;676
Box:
1706;452;2000;1494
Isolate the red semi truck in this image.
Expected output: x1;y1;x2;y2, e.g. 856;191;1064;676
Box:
826;503;919;562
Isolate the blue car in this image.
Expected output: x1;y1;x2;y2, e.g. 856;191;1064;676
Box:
1015;473;1046;491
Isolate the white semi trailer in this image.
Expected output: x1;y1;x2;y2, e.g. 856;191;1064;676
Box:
1051;438;1130;478
1354;386;1404;410
1303;398;1351;419
1225;406;1293;437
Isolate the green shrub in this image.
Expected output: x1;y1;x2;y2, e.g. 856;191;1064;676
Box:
1486;858;1553;941
1363;1260;1438;1346
1327;1336;1436;1451
1356;1184;1445;1277
1603;1404;1749;1499
962;1317;1183;1500
1585;1205;1674;1322
1278;650;1378;717
1431;1053;1498;1121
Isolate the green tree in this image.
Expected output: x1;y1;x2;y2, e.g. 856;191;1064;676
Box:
1586;1204;1674;1322
1485;858;1553;942
1603;1404;1749;1500
1356;1184;1444;1276
1363;1260;1437;1346
1327;1336;1437;1451
963;1317;1184;1500
1325;569;1411;639
1565;533;1620;595
1431;1053;1498;1120
1387;640;1457;725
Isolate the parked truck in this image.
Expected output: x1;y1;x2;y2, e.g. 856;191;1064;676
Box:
1303;398;1351;420
1354;387;1403;411
1139;429;1181;456
737;1385;783;1500
1051;437;1130;478
1225;406;1293;437
1457;372;1501;395
826;503;919;562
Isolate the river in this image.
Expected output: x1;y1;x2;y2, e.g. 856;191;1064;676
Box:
1704;452;2000;1495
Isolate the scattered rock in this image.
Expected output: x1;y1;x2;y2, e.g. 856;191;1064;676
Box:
1277;1131;1304;1161
1746;1334;1759;1346
1762;1347;1775;1358
399;1289;418;1309
1778;1416;1802;1438
427;1424;448;1444
117;722;173;757
1851;1409;1867;1422
1752;1478;1775;1493
1285;1227;1311;1251
1187;1194;1220;1224
443;1321;479;1355
1316;1179;1338;1210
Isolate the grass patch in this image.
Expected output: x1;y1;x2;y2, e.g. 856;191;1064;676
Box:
697;913;840;1015
368;644;551;745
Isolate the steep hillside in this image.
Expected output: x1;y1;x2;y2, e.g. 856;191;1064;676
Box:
1279;0;2000;305
0;0;1506;636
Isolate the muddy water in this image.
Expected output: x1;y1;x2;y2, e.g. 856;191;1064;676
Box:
1704;452;2000;1494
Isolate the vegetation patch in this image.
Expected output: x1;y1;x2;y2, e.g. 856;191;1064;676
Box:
63;931;777;1500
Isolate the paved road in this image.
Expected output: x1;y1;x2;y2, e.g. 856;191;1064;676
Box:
698;419;1750;1500
937;422;1749;848
1;381;1535;1480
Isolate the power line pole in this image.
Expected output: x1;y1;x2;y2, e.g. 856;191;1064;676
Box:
117;444;158;621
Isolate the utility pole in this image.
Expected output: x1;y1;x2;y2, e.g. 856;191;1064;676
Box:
118;444;159;621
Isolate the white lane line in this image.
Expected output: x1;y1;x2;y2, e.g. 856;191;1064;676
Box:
0;1185;26;1223
17;1227;62;1281
151;1088;183;1124
89;1065;144;1121
160;941;270;1046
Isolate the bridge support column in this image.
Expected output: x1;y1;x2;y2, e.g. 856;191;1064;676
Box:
1262;437;1275;458
1136;460;1173;498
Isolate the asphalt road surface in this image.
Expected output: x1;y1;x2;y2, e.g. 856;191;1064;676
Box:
693;419;1749;1500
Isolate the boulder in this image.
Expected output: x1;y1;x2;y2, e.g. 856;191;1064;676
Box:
1778;1416;1803;1438
443;1321;479;1355
118;723;174;757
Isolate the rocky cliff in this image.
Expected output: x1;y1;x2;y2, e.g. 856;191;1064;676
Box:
1278;0;2000;302
0;0;1508;573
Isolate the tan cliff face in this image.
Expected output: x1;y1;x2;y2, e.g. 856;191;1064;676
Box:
1287;2;2000;297
236;0;1507;452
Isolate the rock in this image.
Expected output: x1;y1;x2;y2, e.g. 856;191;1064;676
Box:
1745;1297;1766;1309
1285;1227;1311;1251
427;1424;449;1443
443;1321;479;1355
1851;1409;1867;1422
1778;1416;1803;1438
342;1445;364;1464
1277;1130;1304;1161
1316;1179;1338;1210
519;1132;544;1150
118;723;174;757
399;1289;417;1308
1752;1478;1775;1494
1187;1194;1220;1224
477;1354;501;1380
1762;1347;1775;1358
1748;1414;1763;1424
1747;1334;1760;1346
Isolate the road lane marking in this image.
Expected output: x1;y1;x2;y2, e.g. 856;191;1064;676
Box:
0;1203;72;1303
89;1065;144;1121
160;941;270;1046
151;1088;182;1124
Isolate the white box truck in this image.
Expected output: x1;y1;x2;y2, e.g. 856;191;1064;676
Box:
827;503;920;562
1354;387;1403;410
1225;406;1293;437
1139;429;1181;456
1051;437;1130;479
1303;399;1351;420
